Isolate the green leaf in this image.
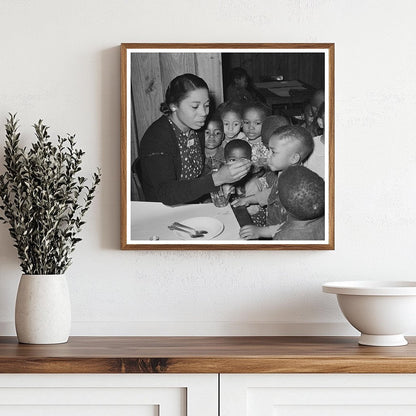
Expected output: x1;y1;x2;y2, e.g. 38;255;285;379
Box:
0;114;101;274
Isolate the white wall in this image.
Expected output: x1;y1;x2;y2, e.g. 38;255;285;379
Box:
0;0;415;336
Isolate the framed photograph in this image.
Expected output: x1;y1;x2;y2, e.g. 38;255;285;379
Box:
121;43;334;250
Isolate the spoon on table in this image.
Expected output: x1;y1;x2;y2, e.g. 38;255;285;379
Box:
171;222;208;234
168;225;205;238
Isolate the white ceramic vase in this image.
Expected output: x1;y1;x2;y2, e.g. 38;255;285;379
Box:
15;274;71;344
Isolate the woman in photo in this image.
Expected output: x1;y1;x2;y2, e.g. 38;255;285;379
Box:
139;73;251;206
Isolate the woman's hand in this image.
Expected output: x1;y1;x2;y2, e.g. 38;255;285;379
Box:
212;159;251;186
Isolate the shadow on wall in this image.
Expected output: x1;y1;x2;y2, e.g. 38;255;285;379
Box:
100;46;121;251
0;225;21;324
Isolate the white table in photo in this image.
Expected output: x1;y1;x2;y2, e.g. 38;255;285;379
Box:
254;80;312;109
130;201;241;241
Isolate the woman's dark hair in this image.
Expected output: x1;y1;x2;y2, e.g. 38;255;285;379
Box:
160;73;209;115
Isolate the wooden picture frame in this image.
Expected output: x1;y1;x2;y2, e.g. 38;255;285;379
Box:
121;43;334;250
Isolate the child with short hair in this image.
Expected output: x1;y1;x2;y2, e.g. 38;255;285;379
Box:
304;102;325;179
261;115;290;149
235;126;314;240
219;102;247;146
225;67;260;103
203;116;225;173
311;101;325;137
304;89;324;131
242;102;272;168
273;165;324;240
241;115;290;227
248;114;290;192
223;139;252;197
224;139;252;164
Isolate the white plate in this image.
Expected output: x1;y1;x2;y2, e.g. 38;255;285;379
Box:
173;217;224;240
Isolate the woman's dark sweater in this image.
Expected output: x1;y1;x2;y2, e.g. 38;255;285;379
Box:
139;116;216;205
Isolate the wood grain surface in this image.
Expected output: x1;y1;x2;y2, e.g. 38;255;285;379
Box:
0;336;415;374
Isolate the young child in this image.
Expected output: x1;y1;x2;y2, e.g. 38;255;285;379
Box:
261;115;290;149
224;138;252;164
242;102;271;168
304;103;325;178
225;67;257;103
235;126;314;240
223;139;252;197
254;114;290;182
304;102;325;179
273;165;324;240
311;101;325;136
203;115;225;173
242;115;291;226
303;89;324;131
219;102;247;146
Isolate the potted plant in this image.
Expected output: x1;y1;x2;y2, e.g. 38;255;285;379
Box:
0;114;101;344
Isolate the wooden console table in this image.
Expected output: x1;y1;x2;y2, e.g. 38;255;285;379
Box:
2;336;416;414
1;335;416;373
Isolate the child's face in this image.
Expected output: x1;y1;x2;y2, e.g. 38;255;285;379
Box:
243;109;264;141
311;90;324;108
267;136;301;172
225;147;251;164
204;121;224;150
317;110;325;129
222;111;242;140
235;76;248;89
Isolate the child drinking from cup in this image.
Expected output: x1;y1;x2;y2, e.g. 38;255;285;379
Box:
209;138;252;207
234;126;314;240
261;115;290;149
241;115;291;226
248;114;291;191
224;138;252;164
222;139;252;198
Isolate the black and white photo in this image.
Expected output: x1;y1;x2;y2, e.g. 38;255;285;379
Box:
121;43;334;250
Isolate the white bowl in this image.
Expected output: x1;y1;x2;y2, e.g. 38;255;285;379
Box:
323;281;416;346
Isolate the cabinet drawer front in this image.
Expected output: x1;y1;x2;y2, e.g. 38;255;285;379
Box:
221;374;416;416
0;374;217;416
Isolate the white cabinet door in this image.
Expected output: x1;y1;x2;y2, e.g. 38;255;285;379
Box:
0;374;217;416
221;374;416;416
